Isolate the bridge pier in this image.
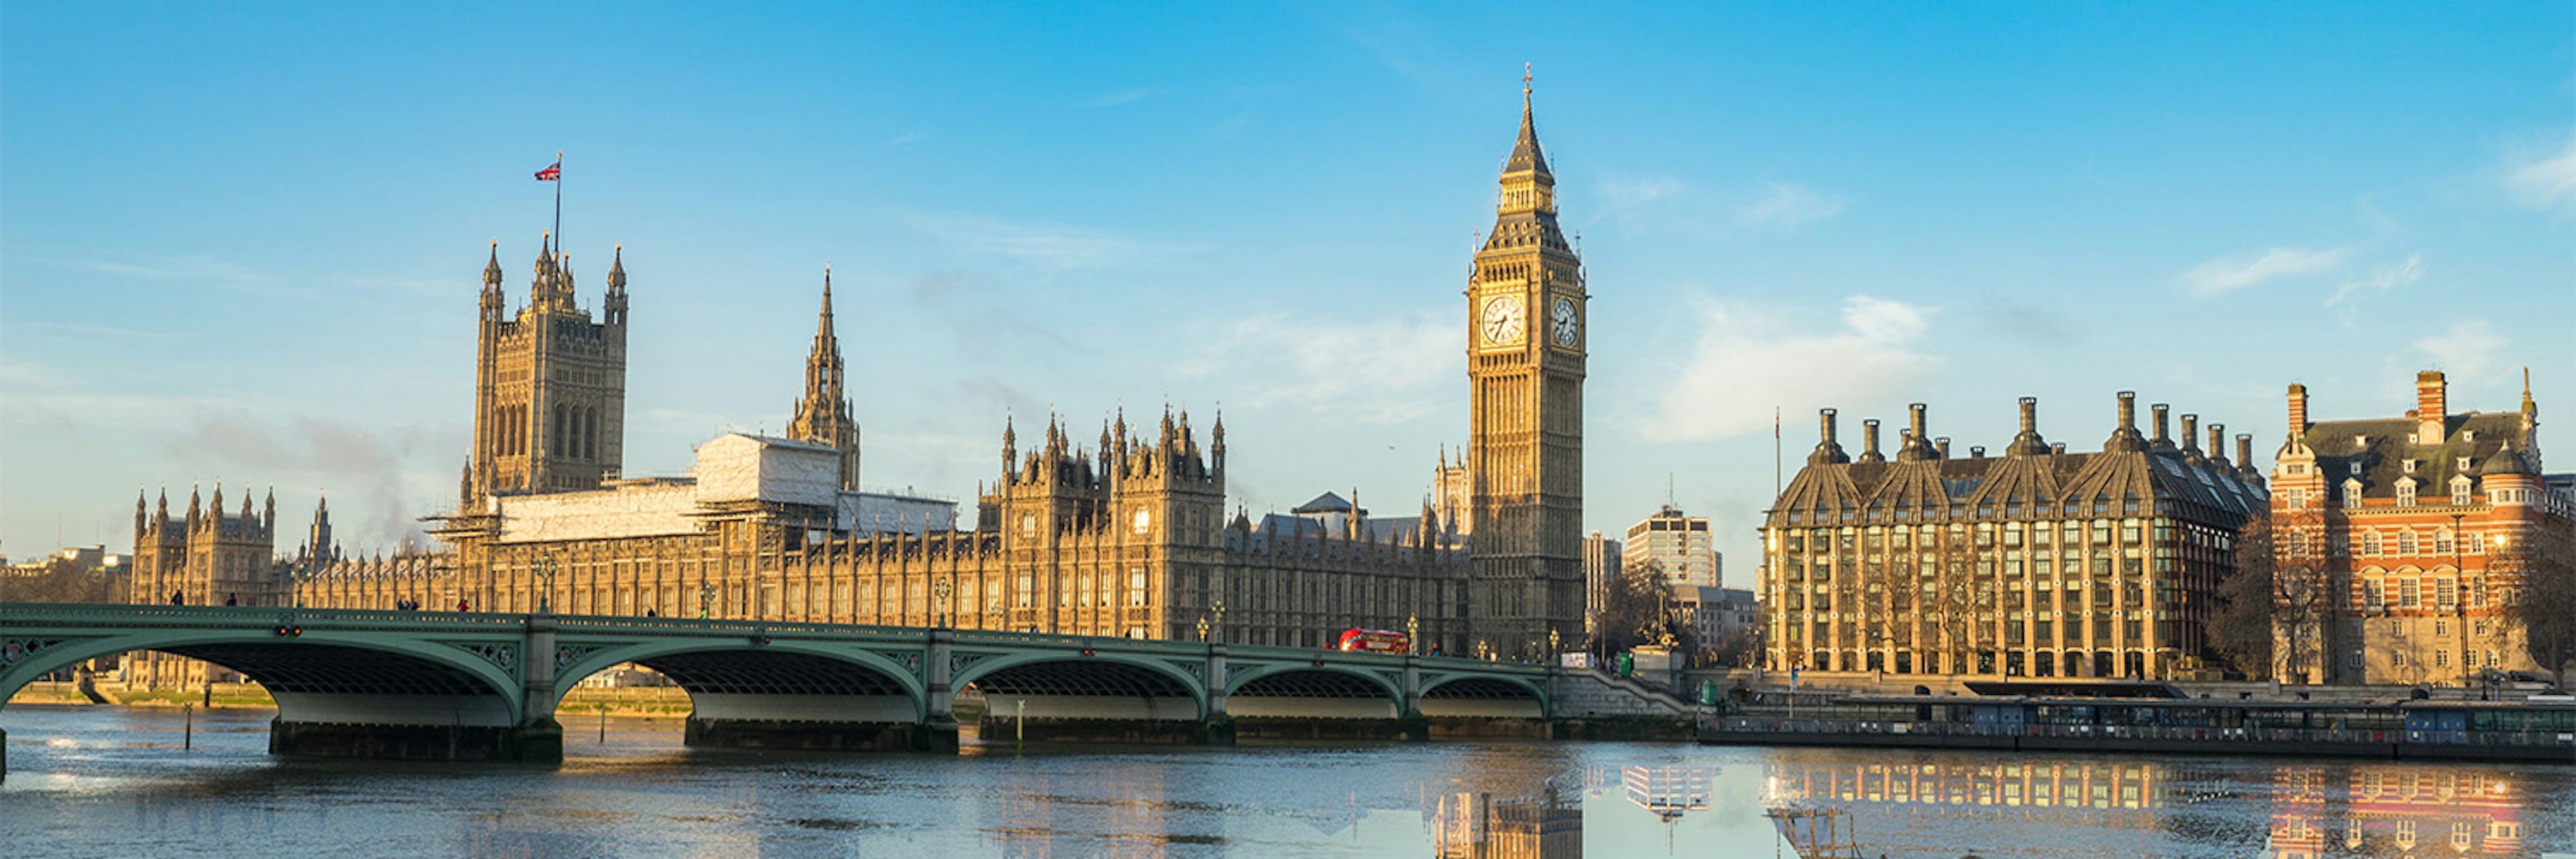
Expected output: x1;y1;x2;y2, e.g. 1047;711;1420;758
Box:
518;614;564;763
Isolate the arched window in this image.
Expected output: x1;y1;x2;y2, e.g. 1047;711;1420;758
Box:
582;407;597;460
2396;530;2417;556
551;403;567;456
2361;531;2381;556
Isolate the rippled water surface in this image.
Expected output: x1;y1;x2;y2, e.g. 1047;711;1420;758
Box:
5;705;2574;858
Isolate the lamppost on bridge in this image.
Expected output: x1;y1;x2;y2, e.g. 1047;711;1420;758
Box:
1212;600;1226;645
1406;614;1419;656
537;552;557;615
1195;615;1210;643
934;576;954;629
698;580;714;620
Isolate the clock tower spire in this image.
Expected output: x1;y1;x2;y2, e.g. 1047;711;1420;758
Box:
1465;66;1586;660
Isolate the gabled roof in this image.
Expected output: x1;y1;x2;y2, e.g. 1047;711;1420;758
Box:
2298;411;2532;499
1293;491;1352;514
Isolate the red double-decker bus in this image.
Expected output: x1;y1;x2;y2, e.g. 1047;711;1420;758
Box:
1336;629;1408;654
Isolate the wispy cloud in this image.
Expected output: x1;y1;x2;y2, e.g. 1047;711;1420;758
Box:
1082;88;1160;108
2504;133;2576;209
1644;295;1941;442
2328;254;2422;307
890;132;928;146
1737;182;1845;227
2182;246;2351;297
902;213;1148;271
1179;310;1456;423
1601;178;1686;206
2414;319;2508;384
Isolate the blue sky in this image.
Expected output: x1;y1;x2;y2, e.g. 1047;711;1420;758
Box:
5;3;2571;573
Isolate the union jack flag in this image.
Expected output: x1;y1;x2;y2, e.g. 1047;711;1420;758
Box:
534;160;561;181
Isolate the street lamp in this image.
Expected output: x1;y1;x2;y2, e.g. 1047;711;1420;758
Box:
934;576;954;628
537;552;557;615
2452;511;2467;690
1406;614;1419;655
1212;599;1226;644
698;580;714;620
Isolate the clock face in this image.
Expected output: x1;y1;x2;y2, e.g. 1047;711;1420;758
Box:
1479;295;1525;346
1552;297;1578;346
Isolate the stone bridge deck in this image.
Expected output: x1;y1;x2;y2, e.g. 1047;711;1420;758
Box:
0;603;1566;776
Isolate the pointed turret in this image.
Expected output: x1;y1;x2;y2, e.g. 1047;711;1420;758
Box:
133;489;148;543
604;244;629;325
187;484;203;529
482;240;505;303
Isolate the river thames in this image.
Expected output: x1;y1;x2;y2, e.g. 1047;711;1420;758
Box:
4;705;2572;858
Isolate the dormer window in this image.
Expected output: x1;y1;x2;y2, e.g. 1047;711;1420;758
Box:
2395;479;2417;507
2457;456;2471;471
2353;435;2367;449
2450;476;2473;506
2343;479;2364;509
2402;459;2418;474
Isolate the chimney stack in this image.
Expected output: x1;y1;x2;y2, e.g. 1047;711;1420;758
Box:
2416;370;2447;444
2019;397;2038;434
1819;408;1838;445
2152;404;2172;448
1909;403;1929;444
1935;437;1951;458
2118;391;2138;432
2236;434;2253;467
2287;383;2309;436
2208;423;2228;464
1970;445;1986;458
1860;419;1885;463
2180;413;2201;454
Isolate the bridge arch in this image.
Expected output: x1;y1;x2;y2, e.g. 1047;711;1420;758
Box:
1417;674;1548;719
1225;664;1405;720
955;651;1208;721
551;640;928;723
0;629;525;726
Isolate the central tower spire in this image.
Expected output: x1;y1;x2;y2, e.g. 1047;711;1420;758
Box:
788;265;862;491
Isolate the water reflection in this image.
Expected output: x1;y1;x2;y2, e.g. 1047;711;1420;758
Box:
1430;787;1582;858
1760;753;2561;858
3;705;2571;858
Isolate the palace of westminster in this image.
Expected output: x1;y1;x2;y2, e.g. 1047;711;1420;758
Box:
122;86;1594;686
113;85;2573;691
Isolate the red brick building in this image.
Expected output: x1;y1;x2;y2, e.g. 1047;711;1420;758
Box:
2269;370;2573;686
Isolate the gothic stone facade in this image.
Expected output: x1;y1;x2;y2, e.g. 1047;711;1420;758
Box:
2269;370;2573;686
287;89;1586;660
123;485;286;687
1760;395;2267;680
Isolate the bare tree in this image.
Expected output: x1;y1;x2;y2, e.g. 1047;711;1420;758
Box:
1;557;121;603
2500;521;2576;680
1594;560;1678;655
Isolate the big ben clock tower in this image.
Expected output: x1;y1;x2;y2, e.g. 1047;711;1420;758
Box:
1466;71;1586;660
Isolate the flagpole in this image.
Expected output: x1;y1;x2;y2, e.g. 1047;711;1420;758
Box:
553;150;564;264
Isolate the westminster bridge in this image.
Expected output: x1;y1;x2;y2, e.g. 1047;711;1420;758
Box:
0;603;1590;778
